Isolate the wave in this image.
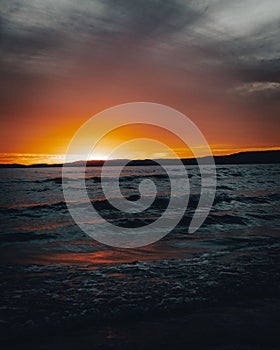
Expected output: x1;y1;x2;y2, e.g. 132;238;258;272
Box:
206;214;247;226
1;190;278;216
0;201;68;214
0;232;56;243
34;177;78;184
88;173;170;183
234;193;280;204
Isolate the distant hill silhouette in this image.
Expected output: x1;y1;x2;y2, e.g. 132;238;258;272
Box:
0;150;279;168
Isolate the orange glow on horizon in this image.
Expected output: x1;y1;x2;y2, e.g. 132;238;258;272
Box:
1;146;279;165
1;93;279;166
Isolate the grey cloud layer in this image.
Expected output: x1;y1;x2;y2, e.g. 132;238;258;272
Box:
0;0;279;94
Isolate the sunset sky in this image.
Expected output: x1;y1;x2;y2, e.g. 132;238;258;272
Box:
0;0;279;164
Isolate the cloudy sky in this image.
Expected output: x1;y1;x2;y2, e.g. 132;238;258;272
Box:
0;0;279;163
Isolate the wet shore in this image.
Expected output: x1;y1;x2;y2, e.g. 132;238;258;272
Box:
1;237;280;349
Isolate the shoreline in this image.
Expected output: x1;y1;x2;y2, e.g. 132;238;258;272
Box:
1;241;280;346
5;298;280;350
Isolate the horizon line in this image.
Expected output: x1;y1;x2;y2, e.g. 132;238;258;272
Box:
0;149;279;167
1;146;280;166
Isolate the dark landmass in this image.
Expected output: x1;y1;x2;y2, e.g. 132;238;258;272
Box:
0;150;279;168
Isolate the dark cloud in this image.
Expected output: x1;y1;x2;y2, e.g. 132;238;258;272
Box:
102;0;203;35
0;0;209;76
235;59;280;84
1;1;278;76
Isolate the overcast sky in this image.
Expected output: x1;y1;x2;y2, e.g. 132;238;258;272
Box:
0;0;279;162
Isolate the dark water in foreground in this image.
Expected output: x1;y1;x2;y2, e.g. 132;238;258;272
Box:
0;164;279;349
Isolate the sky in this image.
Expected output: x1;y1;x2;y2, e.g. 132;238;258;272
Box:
0;0;279;164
